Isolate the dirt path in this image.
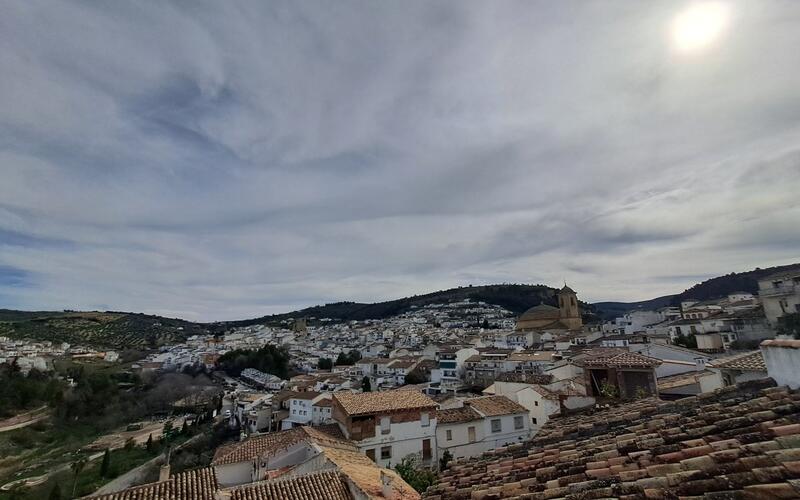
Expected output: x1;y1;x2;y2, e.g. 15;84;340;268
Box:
0;406;49;433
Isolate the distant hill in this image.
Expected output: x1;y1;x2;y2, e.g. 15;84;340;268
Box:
0;310;215;350
226;284;599;327
670;263;800;305
592;262;800;319
592;295;676;321
5;262;797;348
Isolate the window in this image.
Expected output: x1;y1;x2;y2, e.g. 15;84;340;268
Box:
514;416;523;430
531;417;537;425
534;400;539;406
446;429;452;441
366;449;376;462
421;412;430;427
491;419;501;433
381;446;392;460
380;416;391;435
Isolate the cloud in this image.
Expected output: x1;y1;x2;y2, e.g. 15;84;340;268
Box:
1;0;799;320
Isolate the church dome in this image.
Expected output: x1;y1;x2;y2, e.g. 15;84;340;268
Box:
518;303;560;321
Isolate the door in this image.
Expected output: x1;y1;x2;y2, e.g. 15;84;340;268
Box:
468;426;476;443
422;439;431;460
366;448;376;462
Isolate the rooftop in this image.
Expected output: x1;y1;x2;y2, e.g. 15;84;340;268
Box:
465;395;528;417
88;466;218;500
211;424;348;466
426;378;800;500
229;470;351;500
333;389;437;416
709;350;766;372
578;349;662;369
437;406;483;425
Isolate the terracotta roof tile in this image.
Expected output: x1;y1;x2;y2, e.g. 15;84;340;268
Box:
333;389;437;416
436;406;483;425
88;467;218;500
579;349;662;368
211;424;347;465
465;395;527;417
425;378;800;500
709;350;766;371
229;470;352;500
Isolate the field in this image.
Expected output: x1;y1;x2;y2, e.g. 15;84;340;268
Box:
0;311;216;349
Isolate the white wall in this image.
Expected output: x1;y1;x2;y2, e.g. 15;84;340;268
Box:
356;416;437;468
762;342;800;389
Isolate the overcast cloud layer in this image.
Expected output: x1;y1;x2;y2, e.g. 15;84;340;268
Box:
1;1;799;321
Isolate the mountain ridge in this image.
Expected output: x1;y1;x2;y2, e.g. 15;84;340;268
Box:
2;262;798;348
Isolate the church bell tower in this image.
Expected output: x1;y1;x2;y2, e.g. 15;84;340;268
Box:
557;284;582;330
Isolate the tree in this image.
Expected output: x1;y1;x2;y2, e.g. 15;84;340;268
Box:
673;333;698;349
70;457;87;498
162;421;174;441
481;318;490;329
439;450;453;471
48;482;62;500
778;313;800;339
317;358;333;370
404;369;427;385
100;448;111;477
362;376;371;392
124;437;136;451
395;455;438;493
8;481;28;500
146;433;155;453
182;420;190;435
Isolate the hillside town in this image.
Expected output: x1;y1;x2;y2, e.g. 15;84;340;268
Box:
3;267;786;499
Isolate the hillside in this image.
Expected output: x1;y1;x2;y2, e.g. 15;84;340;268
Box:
227;284;599;327
591;295;676;321
670;263;800;305
0;311;215;350
592;262;800;319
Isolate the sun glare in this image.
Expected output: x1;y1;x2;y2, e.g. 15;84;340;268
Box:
672;1;731;53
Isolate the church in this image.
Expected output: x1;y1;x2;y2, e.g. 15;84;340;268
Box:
514;284;582;332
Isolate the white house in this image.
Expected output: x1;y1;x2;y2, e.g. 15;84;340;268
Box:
332;389;438;468
283;391;323;429
758;269;800;327
435;395;531;461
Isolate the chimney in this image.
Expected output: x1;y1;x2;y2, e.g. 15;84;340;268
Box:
380;470;394;498
158;464;171;482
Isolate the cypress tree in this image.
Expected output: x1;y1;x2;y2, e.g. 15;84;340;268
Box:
100;449;111;477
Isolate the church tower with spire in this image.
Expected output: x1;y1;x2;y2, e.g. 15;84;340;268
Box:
557;284;582;330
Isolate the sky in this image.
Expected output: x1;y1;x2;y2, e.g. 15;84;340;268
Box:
1;1;799;322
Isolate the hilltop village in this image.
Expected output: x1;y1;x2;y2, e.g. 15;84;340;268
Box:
1;268;799;499
24;268;789;499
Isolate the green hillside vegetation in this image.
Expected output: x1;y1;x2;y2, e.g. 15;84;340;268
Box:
670;263;800;305
227;284;599;326
0;311;215;350
592;295;676;321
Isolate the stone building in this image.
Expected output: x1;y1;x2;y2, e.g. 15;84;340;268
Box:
515;285;582;333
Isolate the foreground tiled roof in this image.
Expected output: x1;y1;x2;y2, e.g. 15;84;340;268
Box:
425;378;800;499
211;424;347;465
333;389;437;416
229;470;352;500
437;406;483;425
321;443;421;499
88;467;218;500
709;350;766;371
465;395;527;417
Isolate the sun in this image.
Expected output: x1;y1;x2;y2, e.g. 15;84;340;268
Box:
671;1;731;53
